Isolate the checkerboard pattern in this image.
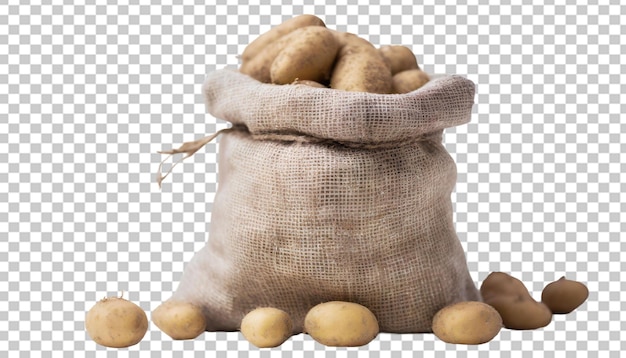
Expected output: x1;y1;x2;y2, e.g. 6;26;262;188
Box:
1;1;624;357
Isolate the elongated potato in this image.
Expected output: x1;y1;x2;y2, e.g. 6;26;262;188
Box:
240;29;304;83
304;301;379;347
392;69;430;94
270;26;340;84
480;272;552;330
432;301;502;345
541;277;589;314
329;32;393;93
240;15;325;64
379;45;419;75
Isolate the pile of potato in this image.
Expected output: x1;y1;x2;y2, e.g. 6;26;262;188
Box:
239;14;430;94
84;15;590;349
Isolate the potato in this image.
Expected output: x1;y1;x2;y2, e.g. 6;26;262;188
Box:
240;14;326;64
270;26;340;84
85;296;148;348
379;45;419;75
480;272;552;330
152;300;207;340
392;69;430;94
329;32;393;93
541;277;589;314
304;301;379;347
292;79;327;88
240;307;293;348
240;29;300;83
432;301;502;345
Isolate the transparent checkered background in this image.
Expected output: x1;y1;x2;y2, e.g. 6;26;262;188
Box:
0;1;624;357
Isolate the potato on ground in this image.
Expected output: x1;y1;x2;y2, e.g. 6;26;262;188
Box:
379;45;420;75
432;301;502;345
329;32;393;93
480;272;552;330
270;26;340;84
85;296;148;348
304;301;379;347
152;300;207;340
240;14;326;64
392;69;430;93
240;307;294;348
541;276;589;314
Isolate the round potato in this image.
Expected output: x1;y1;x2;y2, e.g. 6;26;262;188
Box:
329;32;393;93
240;307;293;348
270;26;340;84
392;69;430;94
152;300;207;340
85;296;148;348
541;277;589;314
240;14;325;64
379;45;419;75
432;301;502;345
304;301;379;347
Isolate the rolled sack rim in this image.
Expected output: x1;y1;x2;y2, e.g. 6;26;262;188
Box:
203;67;475;145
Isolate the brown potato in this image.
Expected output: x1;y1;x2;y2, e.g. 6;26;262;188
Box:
379;45;419;75
329;32;393;93
152;300;207;340
392;69;430;94
240;307;293;348
240;14;325;64
480;272;552;330
432;301;502;345
85;296;148;348
270;26;340;84
541;277;589;314
304;301;379;347
239;29;303;83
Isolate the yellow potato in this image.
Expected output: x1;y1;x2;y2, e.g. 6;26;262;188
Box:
291;79;327;88
329;32;393;93
240;307;293;348
480;272;553;330
541;276;589;314
152;300;207;340
304;301;379;347
379;45;419;75
392;69;430;94
240;14;326;64
85;296;148;348
432;301;502;345
270;26;340;84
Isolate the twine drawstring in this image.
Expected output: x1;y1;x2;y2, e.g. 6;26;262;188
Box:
156;128;233;188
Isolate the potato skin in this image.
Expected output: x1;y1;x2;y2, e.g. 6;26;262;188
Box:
240;14;325;64
240;307;293;348
270;26;340;84
240;29;303;83
392;69;430;94
85;297;148;348
291;79;327;88
152;300;207;340
329;32;393;93
541;277;589;314
304;301;379;347
379;45;419;75
480;272;553;330
432;301;502;345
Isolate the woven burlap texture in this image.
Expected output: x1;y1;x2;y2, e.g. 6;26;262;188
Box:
168;69;480;333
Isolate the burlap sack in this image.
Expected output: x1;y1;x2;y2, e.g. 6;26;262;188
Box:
162;68;480;334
